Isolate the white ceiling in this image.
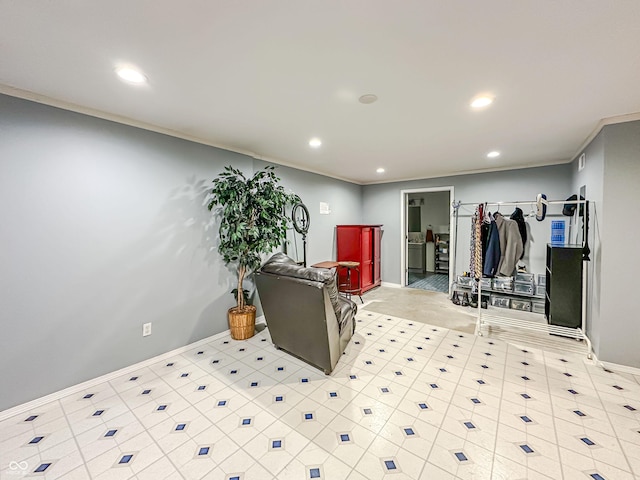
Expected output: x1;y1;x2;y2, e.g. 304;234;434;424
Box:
2;1;640;184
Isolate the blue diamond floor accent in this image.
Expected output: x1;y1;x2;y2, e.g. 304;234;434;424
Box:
520;444;534;453
34;463;51;472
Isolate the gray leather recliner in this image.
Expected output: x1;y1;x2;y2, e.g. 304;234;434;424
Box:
255;253;357;374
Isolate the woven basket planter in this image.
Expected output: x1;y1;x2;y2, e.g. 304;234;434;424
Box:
228;305;256;340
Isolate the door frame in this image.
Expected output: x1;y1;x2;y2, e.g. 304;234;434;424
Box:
399;186;455;292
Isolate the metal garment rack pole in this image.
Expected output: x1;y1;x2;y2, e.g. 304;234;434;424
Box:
452;198;593;359
453;199;587;207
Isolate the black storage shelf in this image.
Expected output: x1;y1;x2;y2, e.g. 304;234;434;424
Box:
545;244;583;329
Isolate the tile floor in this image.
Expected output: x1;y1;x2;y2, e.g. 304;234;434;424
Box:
406;272;449;293
1;309;640;479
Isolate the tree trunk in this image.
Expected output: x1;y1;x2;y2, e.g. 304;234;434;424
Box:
237;264;246;310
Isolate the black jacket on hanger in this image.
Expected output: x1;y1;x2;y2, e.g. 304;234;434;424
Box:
510;207;527;259
483;218;500;277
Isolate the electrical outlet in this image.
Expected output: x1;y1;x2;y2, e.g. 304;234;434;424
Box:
142;322;152;337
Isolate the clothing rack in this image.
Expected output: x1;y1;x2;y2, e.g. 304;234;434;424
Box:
452;198;593;359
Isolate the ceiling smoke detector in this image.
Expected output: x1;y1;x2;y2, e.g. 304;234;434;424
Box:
359;94;378;104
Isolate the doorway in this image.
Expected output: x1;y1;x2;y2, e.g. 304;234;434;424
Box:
400;187;454;293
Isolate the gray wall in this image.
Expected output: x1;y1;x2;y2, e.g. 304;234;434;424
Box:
570;121;640;369
570;131;604;358
598;122;640;368
362;164;574;285
0;94;362;410
253;159;362;267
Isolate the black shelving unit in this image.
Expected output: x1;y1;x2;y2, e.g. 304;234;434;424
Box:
545;244;583;329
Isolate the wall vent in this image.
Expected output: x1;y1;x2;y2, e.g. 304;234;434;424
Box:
578;153;586;171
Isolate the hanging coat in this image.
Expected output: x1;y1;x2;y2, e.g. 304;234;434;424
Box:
483;217;501;277
494;213;524;276
510;207;527;259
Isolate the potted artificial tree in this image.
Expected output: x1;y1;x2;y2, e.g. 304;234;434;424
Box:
208;165;295;340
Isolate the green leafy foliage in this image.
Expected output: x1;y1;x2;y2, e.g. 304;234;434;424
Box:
208;165;295;309
231;288;250;306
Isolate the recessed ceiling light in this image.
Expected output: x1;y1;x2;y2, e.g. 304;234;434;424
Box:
359;94;378;104
309;138;322;148
471;95;494;109
487;151;501;158
376;168;385;173
115;65;147;84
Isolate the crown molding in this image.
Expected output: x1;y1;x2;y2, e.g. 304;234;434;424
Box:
571;112;640;161
4;83;639;187
0;84;361;185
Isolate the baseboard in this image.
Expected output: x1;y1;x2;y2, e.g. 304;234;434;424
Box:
381;282;402;288
0;317;266;422
595;357;640;376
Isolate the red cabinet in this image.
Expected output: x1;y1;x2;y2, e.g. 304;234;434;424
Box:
336;225;382;295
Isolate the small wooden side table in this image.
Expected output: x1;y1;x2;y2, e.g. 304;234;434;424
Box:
310;261;339;269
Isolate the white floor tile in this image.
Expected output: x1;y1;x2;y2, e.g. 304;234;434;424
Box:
3;310;639;480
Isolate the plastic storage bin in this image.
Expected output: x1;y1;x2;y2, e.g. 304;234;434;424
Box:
514;282;534;295
490;295;511;309
511;300;532;312
516;272;535;283
532;302;545;314
537;274;546;286
535;285;545;297
479;278;491;289
492;277;513;292
551;220;566;244
457;275;473;287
